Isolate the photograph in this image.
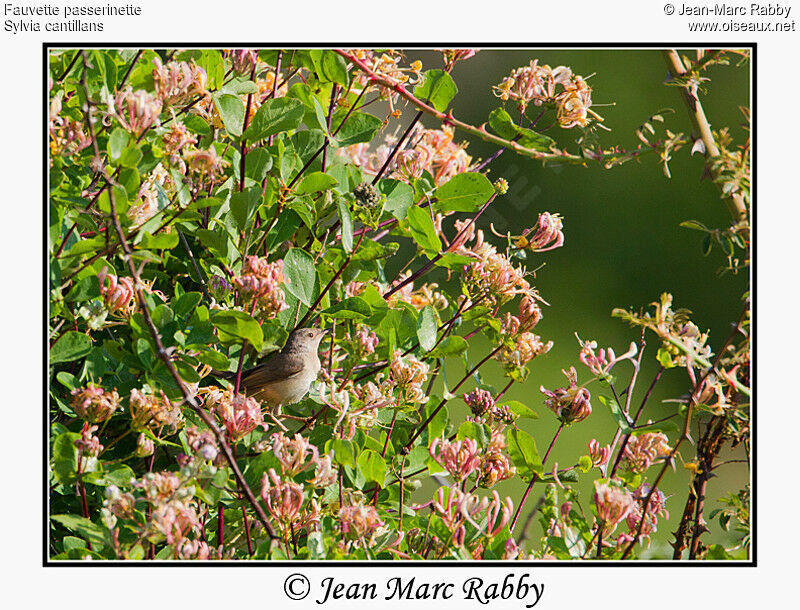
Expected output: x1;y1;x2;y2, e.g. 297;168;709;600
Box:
46;46;751;563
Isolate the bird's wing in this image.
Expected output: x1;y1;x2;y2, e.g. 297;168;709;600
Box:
240;352;307;388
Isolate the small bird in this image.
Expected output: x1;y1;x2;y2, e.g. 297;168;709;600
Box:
231;327;328;409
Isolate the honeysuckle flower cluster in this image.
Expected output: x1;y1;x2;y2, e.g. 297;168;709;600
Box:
152;58;207;107
70;382;120;423
429;437;482;482
622;431;672;473
503;212;565;252
384;349;430;404
129;388;184;434
347;49;421;116
97;266;136;315
185;425;219;462
48;95;91;157
269;431;336;486
352;325;380;356
493;59;598;128
340;124;472;187
540;367;592;424
161;116;196;162
183;145;229;191
261;468;304;530
339;500;384;541
456;227;531;307
135;432;155;458
74;422;103;458
696;374;731;415
588;439;612;468
129;163;173;227
479;430;516;488
103;485;137;522
463;388;495;416
437;49;478;68
108;87;162;137
578;334;639;378
226;49;258;76
496;330;553;371
393;125;473;186
233;256;289;319
415;486;514;546
203;387;265;442
624;483;669;545
593;479;634;536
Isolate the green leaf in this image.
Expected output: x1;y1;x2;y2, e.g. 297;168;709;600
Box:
65;275;100;302
173;292;203;318
50;331;92;364
196;349;231;370
50;515;109;548
417;306;437;352
262;208;302;254
52;432;80;484
244;147;273;183
507;428;542;479
487;107;556;152
321;297;372;320
427;335;468;358
598;394;633;434
321;51;350;87
337;198;353;252
212;93;245;137
357;449;387;486
456;421;488;447
406;206;442;253
333;111;383;147
435;172;495;213
680;220;709;232
328;438;356;468
434;252;474;270
244;97;305;142
378;179;414;220
212;310;264;351
229;186;261;231
414;69;458;112
183;114;211;135
107;128;129;162
138;231;179;250
502;400;539;419
295;172;338;195
283;248;319;306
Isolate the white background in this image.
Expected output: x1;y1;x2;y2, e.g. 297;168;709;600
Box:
4;0;796;607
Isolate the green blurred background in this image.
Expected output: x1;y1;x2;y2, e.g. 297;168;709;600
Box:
399;49;750;557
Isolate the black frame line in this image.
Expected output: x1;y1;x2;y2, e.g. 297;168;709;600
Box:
43;41;756;568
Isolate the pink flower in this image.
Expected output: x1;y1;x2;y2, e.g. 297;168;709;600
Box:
578;335;639;377
204;387;265;442
233;257;288;320
261;468;304;528
110;87;162;137
98;267;135;315
74;422;103;458
463;388;496;417
540;367;592;424
588;439;612;467
70;382;120;423
623;431;672;473
594;480;634;536
152;58;207;106
339;502;384;540
429;437;482;482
